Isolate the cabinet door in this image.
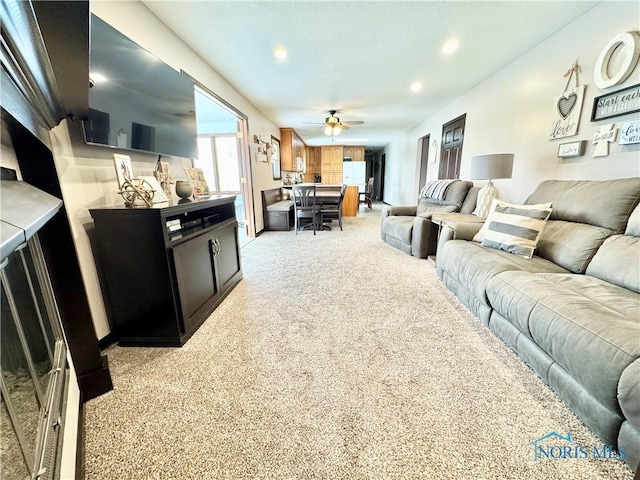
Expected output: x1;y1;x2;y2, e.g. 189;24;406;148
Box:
354;146;365;161
213;222;242;292
172;233;219;333
343;147;354;160
280;128;294;171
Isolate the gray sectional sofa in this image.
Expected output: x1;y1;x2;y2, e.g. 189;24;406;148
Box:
381;181;478;258
435;178;640;471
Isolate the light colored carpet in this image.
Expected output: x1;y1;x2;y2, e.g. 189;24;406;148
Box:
84;204;633;479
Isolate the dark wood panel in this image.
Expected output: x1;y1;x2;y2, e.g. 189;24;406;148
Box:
90;198;242;346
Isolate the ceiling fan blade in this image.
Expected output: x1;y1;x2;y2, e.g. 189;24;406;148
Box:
342;120;364;125
338;124;349;131
302;121;325;125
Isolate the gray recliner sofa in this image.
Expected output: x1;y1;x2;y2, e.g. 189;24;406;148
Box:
380;181;478;258
435;178;640;472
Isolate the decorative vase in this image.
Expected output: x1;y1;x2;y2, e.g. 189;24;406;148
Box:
175;180;193;199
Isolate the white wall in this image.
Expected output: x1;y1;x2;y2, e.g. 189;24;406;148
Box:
52;1;284;339
383;2;640;206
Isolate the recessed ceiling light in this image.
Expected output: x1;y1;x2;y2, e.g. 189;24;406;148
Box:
442;39;459;55
274;47;288;60
90;72;107;83
410;81;423;93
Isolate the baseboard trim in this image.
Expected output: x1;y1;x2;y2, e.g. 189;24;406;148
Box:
76;403;86;480
78;355;113;403
97;332;117;351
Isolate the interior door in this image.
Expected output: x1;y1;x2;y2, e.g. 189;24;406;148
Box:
438;114;466;179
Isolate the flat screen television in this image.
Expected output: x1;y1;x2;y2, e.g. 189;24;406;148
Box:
83;15;197;159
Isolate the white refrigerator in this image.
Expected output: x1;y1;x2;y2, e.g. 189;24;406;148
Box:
342;161;367;192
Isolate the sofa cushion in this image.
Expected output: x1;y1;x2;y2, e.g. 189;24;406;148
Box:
437;240;568;306
416;180;472;213
382;215;413;244
535;220;612;274
479;199;552;258
473;202;551;243
626;203;640;236
416;203;457;218
586;235;640;293
266;200;294;212
525;178;640;232
487;271;640;414
619;360;640;430
460;187;480;214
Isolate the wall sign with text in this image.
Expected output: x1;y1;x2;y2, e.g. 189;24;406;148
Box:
549;85;585;140
557;140;586;158
592;124;618;157
591;83;640;121
619;120;640;145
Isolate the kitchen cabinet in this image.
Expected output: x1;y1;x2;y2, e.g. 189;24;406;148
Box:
343;146;365;161
280;127;306;172
304;146;321;182
90;196;242;346
320;145;344;185
353;146;365;161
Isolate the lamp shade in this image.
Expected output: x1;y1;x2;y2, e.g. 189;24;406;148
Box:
470;153;514;181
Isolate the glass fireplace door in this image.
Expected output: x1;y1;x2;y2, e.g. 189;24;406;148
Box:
1;234;68;480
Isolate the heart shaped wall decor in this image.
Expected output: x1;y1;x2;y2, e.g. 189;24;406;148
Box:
557;93;578;119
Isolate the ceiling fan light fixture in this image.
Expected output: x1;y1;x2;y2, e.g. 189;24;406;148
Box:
324;124;342;136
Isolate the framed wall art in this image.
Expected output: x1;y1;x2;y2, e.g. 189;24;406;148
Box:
619;119;640;145
557;140;586;158
549;85;585;140
591;83;640;121
558;140;587;158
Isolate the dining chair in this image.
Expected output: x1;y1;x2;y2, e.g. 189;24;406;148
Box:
359;177;374;209
320;184;346;231
292;185;320;235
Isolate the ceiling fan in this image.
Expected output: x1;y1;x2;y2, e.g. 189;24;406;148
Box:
304;110;364;136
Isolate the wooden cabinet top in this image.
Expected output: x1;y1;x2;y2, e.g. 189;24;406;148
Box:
90;195;236;219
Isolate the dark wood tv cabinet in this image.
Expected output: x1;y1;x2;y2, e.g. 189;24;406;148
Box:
90;196;242;346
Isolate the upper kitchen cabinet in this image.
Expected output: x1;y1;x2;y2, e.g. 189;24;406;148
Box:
343;146;365;161
280;128;306;172
320;145;344;184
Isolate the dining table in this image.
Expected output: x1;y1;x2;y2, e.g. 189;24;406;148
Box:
286;184;342;231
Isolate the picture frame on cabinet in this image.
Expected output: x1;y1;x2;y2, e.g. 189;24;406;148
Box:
271;136;281;179
113;153;134;189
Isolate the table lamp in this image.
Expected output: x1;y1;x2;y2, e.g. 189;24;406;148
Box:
470;153;514;220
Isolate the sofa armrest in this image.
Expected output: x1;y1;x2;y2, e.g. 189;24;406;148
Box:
386;205;418;217
437;221;484;254
412;216;438;259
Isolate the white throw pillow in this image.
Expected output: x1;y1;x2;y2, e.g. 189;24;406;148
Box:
473;199;552;258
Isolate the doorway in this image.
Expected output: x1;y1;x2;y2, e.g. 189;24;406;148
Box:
438;114;466;179
192;85;254;247
418;134;430;189
379;153;386;202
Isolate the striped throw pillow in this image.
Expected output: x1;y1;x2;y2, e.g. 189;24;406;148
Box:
479;199;552;258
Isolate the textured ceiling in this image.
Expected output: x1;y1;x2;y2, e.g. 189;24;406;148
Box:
142;1;599;150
